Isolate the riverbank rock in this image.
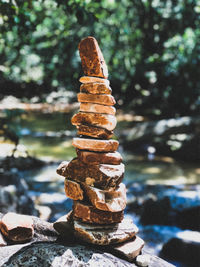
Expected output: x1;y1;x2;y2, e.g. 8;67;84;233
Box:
176;206;200;231
113;236;145;262
0;242;174;267
0;213;174;267
160;234;200;266
53;211;74;238
0;212;34;242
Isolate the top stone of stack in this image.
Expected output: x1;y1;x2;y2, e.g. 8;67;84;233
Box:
78;36;108;78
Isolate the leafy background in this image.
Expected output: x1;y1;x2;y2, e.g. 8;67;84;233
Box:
1;0;200;118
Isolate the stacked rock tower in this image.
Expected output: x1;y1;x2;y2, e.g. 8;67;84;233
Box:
56;37;144;261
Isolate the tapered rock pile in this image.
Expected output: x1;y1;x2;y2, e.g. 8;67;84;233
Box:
55;37;144;262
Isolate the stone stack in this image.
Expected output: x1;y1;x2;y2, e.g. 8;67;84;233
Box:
55;37;144;262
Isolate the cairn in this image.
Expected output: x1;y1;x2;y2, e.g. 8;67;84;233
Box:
55;37;144;262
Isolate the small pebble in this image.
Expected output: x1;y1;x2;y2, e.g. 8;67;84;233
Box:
136;254;151;267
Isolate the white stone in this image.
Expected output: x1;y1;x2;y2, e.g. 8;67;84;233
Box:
136;254;151;267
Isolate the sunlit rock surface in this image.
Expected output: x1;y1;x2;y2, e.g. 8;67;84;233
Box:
0;213;174;267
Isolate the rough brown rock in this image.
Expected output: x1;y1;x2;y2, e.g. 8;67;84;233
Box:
77;125;113;139
72;138;119;152
80;103;116;115
77;150;122;165
112;236;145;262
56;161;69;176
57;158;124;190
79;36;108;78
83;183;126;212
0;232;7;246
73;201;124;224
74;218;138;245
0;212;34;242
71;112;117;131
0;214;173;266
53;211;74;237
79;76;110;86
64;179;84;200
77;93;115;106
80;83;111;95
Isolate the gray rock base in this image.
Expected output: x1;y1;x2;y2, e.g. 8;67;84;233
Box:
0;213;174;267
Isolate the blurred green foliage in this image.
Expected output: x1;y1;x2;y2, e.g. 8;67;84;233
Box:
0;0;200;117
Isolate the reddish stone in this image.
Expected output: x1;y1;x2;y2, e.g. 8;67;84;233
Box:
73;201;124;224
0;212;34;242
77;93;115;106
79;36;108;78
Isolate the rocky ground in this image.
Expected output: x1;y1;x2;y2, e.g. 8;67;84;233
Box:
0;155;199;266
0;212;174;267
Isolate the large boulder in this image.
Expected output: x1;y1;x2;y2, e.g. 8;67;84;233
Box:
160;233;200;266
0;213;174;267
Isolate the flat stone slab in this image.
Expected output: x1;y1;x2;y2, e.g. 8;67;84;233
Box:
72;138;119;152
77;150;122;165
77;92;115;106
80;76;110;86
71;112;117;131
80;83;112;95
111;236;144;262
80;102;116;115
73;201;124;224
77;125;113;139
74;218;138;246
